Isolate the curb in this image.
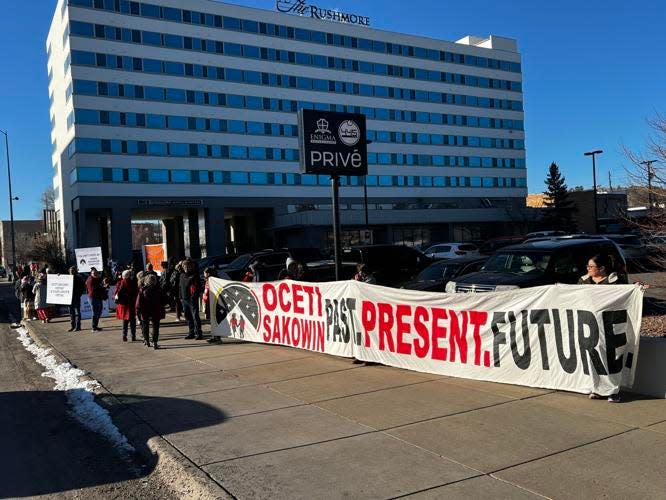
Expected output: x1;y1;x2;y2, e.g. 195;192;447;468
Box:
20;320;234;500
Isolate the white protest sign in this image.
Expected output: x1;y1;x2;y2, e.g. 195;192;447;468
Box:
75;247;103;273
210;279;644;397
46;274;74;305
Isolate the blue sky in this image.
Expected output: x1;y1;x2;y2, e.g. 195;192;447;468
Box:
0;0;664;220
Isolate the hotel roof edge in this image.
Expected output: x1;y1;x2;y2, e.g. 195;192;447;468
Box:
81;0;522;57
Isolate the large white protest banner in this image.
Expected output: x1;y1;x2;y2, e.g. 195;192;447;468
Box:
75;247;103;273
46;274;74;305
209;278;643;396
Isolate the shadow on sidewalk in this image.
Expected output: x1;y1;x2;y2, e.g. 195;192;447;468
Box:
0;390;228;498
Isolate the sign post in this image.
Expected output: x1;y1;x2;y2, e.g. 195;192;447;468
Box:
298;109;368;281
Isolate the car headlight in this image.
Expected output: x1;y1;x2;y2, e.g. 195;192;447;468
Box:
445;281;457;293
494;285;519;292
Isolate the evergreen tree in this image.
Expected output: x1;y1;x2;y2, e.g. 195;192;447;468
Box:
542;162;577;231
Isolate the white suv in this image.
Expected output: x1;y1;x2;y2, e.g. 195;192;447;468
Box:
423;243;480;260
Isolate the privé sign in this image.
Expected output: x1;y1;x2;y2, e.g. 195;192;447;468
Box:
298;109;368;177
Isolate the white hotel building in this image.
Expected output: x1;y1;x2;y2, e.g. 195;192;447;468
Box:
47;0;527;264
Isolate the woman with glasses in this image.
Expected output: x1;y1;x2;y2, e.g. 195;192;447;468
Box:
577;254;627;285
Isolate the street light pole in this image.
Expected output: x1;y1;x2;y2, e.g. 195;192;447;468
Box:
0;130;17;276
640;160;657;214
584;149;603;233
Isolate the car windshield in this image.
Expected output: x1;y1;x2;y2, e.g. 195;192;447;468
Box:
482;252;551;275
227;254;253;270
290;248;325;262
416;263;460;281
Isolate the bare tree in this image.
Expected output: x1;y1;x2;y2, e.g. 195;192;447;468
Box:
622;112;666;269
37;186;57;220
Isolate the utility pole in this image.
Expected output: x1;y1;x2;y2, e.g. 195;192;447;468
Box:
608;171;612;191
640;160;657;213
584;150;603;233
0;130;17;276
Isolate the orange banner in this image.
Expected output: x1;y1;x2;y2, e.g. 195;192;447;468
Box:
143;244;166;273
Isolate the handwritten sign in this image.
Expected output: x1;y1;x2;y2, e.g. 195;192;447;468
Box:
46;274;74;305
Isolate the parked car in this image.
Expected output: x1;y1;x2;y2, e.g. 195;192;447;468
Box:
478;236;526;255
445;237;627;293
423;243;480;260
525;230;567;239
195;254;238;277
223;250;290;281
343;245;430;287
602;234;647;261
222;248;339;282
402;257;488;292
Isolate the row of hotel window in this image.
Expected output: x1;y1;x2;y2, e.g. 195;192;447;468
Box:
67;138;526;169
68;50;524;111
66;0;521;73
69;79;525;131
67;21;522;93
70;167;527;188
69;109;526;151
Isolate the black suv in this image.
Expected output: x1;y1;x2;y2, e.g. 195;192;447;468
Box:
445;238;627;293
223;248;333;282
403;256;488;292
343;245;430;287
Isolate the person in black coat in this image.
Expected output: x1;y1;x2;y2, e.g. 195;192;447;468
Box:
68;266;86;332
136;274;165;349
179;259;203;340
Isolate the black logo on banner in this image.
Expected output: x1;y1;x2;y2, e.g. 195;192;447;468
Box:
298;109;368;176
216;284;262;338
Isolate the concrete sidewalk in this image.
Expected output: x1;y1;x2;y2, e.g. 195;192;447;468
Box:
25;311;666;499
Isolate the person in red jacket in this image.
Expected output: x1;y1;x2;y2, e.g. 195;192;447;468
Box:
115;270;139;342
136;274;165;349
85;267;108;331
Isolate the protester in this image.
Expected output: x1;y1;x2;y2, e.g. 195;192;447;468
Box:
354;263;377;284
115;269;139;342
203;266;217;321
179;259;203;340
33;273;51;323
296;262;310;281
577;254;626;285
68;266;86;332
241;264;255;283
278;258;299;280
580;254;621;402
20;275;36;322
159;260;171;297
86;267;108;332
137;263;157;289
136;274;164;349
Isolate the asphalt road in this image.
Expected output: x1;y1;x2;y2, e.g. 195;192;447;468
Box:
0;282;175;499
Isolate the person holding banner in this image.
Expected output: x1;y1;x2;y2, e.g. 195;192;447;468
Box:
86;267;108;332
577;254;627;285
115;270;139;342
68;266;85;332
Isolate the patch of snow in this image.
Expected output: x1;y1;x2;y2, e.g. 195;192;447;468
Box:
15;327;135;457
